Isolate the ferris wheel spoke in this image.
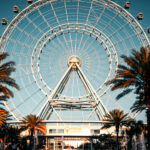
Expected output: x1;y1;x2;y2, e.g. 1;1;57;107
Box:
42;39;66;57
48;30;70;55
35;8;71;54
12;87;43;112
25;15;45;35
12;91;43;116
15;22;67;58
15;25;39;43
4;100;22;121
82;41;100;58
92;0;110;29
18;77;34;91
76;0;80;24
98;23;133;53
16;80;35;91
76;31;85;54
69;31;74;54
78;35;91;56
5;37;34;51
79;39;101;59
30;95;48;114
114;46;140;58
8;51;33;58
50;1;71;52
64;0;74;54
110;30;145;49
102;12;119;32
93;13;134;47
85;0;94;25
16;63;34;68
12;71;39;80
106;18;136;40
49;1;60;26
74;32;78;55
55;34;70;53
104;92;134;118
36;7;51;31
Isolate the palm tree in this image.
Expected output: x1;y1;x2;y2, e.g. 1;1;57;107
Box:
0;112;13;148
21;114;45;149
126;120;146;149
101;109;132;149
106;47;150;149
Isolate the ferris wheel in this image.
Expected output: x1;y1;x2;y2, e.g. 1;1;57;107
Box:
0;0;149;122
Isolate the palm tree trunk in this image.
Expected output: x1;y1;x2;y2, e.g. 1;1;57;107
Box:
30;130;34;150
116;126;119;150
116;131;119;150
147;108;150;150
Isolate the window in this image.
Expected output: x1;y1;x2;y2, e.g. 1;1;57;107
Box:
58;129;64;133
49;129;56;133
91;129;100;134
49;129;64;134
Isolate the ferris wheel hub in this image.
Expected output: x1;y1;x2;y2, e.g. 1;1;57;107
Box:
67;55;82;70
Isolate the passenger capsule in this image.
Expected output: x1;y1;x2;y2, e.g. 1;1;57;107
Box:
27;0;33;4
1;18;7;25
148;28;150;34
124;2;130;9
137;13;143;20
13;5;19;13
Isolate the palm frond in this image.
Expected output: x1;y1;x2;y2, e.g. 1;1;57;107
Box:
130;100;146;113
0;78;20;90
108;47;150;105
0;52;19;100
0;95;8;101
21;114;45;135
116;89;133;100
0;109;7;127
0;52;9;62
0;85;14;98
102;109;132;130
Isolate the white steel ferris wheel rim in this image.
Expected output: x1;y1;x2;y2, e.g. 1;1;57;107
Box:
0;0;149;121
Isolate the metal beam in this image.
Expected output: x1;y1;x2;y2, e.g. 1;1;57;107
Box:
38;61;110;121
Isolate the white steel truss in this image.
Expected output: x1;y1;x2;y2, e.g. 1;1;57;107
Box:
38;56;109;121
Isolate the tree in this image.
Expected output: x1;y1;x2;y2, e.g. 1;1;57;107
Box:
106;47;150;149
0;112;13;147
21;114;45;149
126;120;146;149
0;125;27;144
101;109;132;149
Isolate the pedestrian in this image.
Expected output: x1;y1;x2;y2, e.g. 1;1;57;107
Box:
12;142;17;150
0;139;4;150
7;142;12;150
